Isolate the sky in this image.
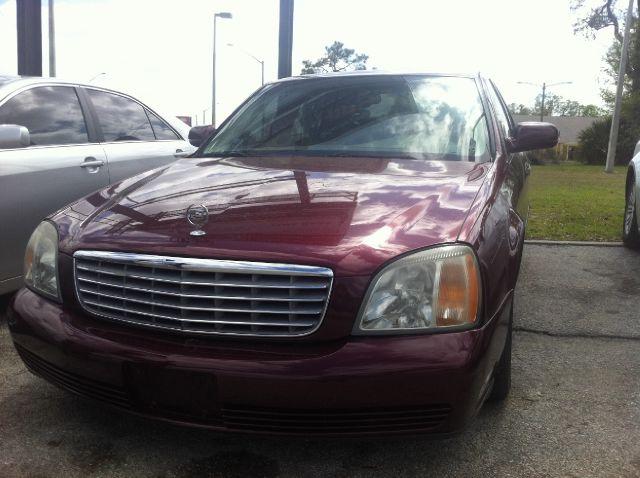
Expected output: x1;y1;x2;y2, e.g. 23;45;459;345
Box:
0;0;616;125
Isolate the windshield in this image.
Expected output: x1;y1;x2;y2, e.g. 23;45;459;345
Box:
203;75;490;161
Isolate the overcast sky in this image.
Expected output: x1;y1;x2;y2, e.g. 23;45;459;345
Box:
0;0;615;125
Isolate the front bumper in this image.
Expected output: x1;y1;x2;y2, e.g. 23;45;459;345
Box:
8;288;511;436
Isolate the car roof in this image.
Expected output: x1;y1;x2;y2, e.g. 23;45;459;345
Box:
0;75;21;87
0;75;191;139
275;70;482;83
0;75;132;95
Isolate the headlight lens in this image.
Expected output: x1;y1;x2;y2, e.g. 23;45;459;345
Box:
24;221;60;301
355;244;481;334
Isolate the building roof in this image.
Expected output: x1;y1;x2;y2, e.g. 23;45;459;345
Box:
514;115;600;145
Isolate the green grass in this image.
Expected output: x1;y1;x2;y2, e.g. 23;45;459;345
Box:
527;163;627;241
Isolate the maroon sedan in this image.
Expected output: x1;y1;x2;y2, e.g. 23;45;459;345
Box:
8;73;558;436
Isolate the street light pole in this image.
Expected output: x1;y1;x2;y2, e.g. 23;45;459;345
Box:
606;0;635;173
88;72;106;82
227;43;265;86
517;80;572;121
540;83;546;122
212;12;232;127
48;0;56;77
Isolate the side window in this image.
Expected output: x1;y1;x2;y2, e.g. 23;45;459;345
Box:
485;81;512;140
491;81;516;131
86;89;155;142
146;109;179;140
0;86;88;147
471;115;490;162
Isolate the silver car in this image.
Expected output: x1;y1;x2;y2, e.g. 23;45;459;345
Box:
0;76;198;294
624;141;640;248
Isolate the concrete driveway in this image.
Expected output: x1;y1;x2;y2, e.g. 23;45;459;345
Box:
0;244;639;478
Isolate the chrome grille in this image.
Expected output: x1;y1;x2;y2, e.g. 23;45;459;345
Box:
74;251;333;337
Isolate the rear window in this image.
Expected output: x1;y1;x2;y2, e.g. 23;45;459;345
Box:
203;75;490;162
87;89;155;142
146;109;179;140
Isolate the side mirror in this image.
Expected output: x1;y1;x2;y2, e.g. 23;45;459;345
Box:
188;125;216;148
0;124;30;149
507;122;559;153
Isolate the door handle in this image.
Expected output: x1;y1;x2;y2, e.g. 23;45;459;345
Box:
174;149;190;158
80;158;105;168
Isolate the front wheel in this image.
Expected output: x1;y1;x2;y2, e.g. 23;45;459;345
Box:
623;183;640;249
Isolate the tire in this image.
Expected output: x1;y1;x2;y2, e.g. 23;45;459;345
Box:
489;301;513;402
623;182;640;249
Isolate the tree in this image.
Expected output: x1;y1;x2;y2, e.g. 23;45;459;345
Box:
581;103;608;116
301;41;369;74
571;1;640;163
534;93;564;117
508;103;533;115
577;117;612;164
509;94;605;117
600;19;640;103
572;1;640;87
571;0;640;42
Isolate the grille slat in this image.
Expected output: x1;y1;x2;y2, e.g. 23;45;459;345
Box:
77;277;326;302
76;264;329;289
74;251;333;337
220;405;452;434
78;284;324;315
15;344;133;409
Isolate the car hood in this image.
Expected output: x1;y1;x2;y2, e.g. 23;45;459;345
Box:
56;155;490;277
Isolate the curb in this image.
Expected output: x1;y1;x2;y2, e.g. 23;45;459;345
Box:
525;240;624;247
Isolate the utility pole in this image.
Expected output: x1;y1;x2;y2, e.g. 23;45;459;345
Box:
278;0;294;78
605;0;635;173
16;0;42;76
48;0;56;76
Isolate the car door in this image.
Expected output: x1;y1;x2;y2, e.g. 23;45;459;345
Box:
83;88;189;184
482;78;532;291
0;85;109;292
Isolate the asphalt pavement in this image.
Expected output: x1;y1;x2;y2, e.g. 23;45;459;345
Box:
0;244;639;477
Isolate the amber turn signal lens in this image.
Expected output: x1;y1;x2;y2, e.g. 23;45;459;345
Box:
435;253;480;327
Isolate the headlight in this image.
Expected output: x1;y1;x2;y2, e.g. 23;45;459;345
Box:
24;221;60;301
354;244;481;334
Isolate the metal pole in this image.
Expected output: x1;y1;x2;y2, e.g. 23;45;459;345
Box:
48;0;56;76
16;0;42;76
212;15;217;127
540;83;546;122
278;0;294;78
227;44;265;86
606;0;635;173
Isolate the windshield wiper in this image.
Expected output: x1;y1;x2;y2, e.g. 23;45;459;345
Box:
201;150;256;157
323;152;421;160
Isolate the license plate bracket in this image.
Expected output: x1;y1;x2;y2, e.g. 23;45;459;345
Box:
124;363;220;422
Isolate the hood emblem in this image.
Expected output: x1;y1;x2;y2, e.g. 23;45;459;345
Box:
186;204;209;236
